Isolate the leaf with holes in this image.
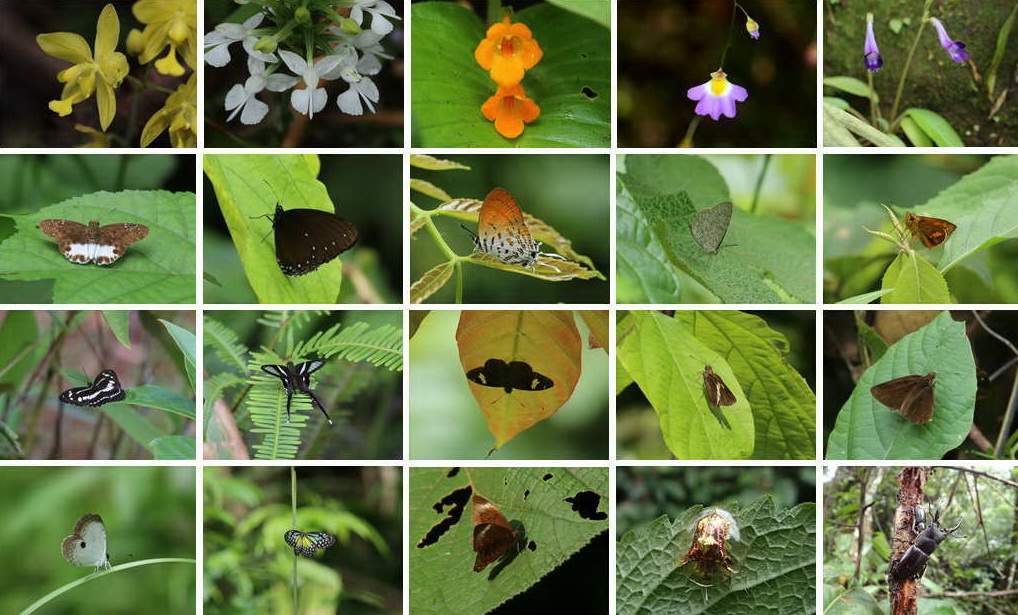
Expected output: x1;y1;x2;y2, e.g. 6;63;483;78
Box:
411;467;608;615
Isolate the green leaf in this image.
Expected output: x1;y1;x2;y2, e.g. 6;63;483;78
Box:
922;155;1018;273
826;312;976;459
617;498;816;615
0;190;196;303
880;252;953;304
620;156;813;303
410;467;608;615
836;289;892;304
823;102;903;147
102;405;167;453
823;96;850;110
411;2;609;147
616;180;683;303
674;311;816;460
617;312;755;459
899;116;933;147
149;435;196;460
902;108;964;147
101;311;132;348
986;3;1018;96
160;319;196;392
544;0;609;28
823;76;877;100
129;384;197;420
203;153;346;304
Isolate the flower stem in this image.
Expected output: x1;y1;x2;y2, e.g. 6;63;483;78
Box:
888;4;932;126
291;467;298;612
718;0;740;68
866;71;881;126
749;154;771;214
679;116;701;147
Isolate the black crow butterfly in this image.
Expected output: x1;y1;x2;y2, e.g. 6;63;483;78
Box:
284;529;337;557
260;360;333;424
267;204;358;276
60;369;127;407
466;358;554;394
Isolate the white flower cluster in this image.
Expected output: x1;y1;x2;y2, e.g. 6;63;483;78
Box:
203;0;399;125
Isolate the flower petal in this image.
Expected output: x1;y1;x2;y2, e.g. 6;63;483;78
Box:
95;81;117;130
94;4;121;58
37;32;93;63
240;97;269;125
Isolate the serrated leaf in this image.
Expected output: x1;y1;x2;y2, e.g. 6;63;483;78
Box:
410;467;608;615
918;155;1018;273
411;261;455;304
0;190;196;303
411;2;609;147
616;182;682;303
673;311;816;460
826;311;976;459
456;311;581;449
616;312;754;459
203;153;347;304
617;498;816;615
903;108;964;147
880;252;953;303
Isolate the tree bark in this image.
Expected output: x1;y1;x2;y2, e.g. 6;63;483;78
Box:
889;466;928;615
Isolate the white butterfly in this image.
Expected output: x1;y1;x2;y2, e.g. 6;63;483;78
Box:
62;514;111;571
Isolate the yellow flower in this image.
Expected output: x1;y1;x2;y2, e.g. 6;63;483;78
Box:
36;4;128;131
132;0;197;76
141;73;197;147
74;124;111;147
481;84;540;139
474;14;543;88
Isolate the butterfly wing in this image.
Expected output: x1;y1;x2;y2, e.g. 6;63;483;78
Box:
94;223;149;264
703;365;737;407
474;188;539;266
904;213;956;248
40;219;92;263
505;361;554;391
63;514;109;568
284;529;335;557
60;369;126;407
472;523;516;572
272;205;359;276
690;202;733;253
293;360;327;389
466;358;509;390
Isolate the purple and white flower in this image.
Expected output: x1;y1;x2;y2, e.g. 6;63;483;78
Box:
687;70;748;121
929;17;969;63
864;13;882;73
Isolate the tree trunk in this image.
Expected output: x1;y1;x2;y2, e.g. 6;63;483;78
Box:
889;466;928;615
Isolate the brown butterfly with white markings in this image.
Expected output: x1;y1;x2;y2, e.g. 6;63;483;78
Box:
702;364;737;407
39;219;149;265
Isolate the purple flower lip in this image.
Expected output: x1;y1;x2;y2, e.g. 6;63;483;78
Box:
863;14;882;72
687;70;749;121
930;17;969;63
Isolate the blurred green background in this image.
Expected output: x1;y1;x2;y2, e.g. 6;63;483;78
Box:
0;466;195;614
204;466;401;615
823;154;1018;303
618;0;817;147
203;154;403;304
409;310;609;459
0;154;195;303
202;310;402;460
617;310;815;459
411;154;610;304
617;466;816;539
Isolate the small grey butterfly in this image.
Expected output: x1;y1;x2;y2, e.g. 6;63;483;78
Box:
689;201;733;254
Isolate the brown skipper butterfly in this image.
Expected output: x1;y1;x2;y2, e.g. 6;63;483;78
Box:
471;495;517;572
703;365;737;407
903;213;956;248
870;372;937;424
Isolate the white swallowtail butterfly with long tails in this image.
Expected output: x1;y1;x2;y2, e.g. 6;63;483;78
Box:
60;369;127;407
260;360;333;424
284;529;337;557
62;513;112;571
38;219;149;265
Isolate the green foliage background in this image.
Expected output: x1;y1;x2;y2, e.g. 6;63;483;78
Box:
0;466;195;614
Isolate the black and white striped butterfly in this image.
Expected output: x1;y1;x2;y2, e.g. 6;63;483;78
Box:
260;360;332;425
60;369;127;407
284;529;337;557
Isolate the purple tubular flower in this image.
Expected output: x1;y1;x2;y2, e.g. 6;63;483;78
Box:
864;13;882;73
687;70;748;121
929;18;969;63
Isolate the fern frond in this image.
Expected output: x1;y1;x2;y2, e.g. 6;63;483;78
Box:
203;318;249;373
293;322;403;371
247;370;308;460
203;372;247;437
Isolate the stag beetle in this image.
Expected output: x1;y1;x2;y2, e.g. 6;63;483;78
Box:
892;505;961;580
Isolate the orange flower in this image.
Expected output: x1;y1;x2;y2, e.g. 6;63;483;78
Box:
474;14;543;88
481;84;540;139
